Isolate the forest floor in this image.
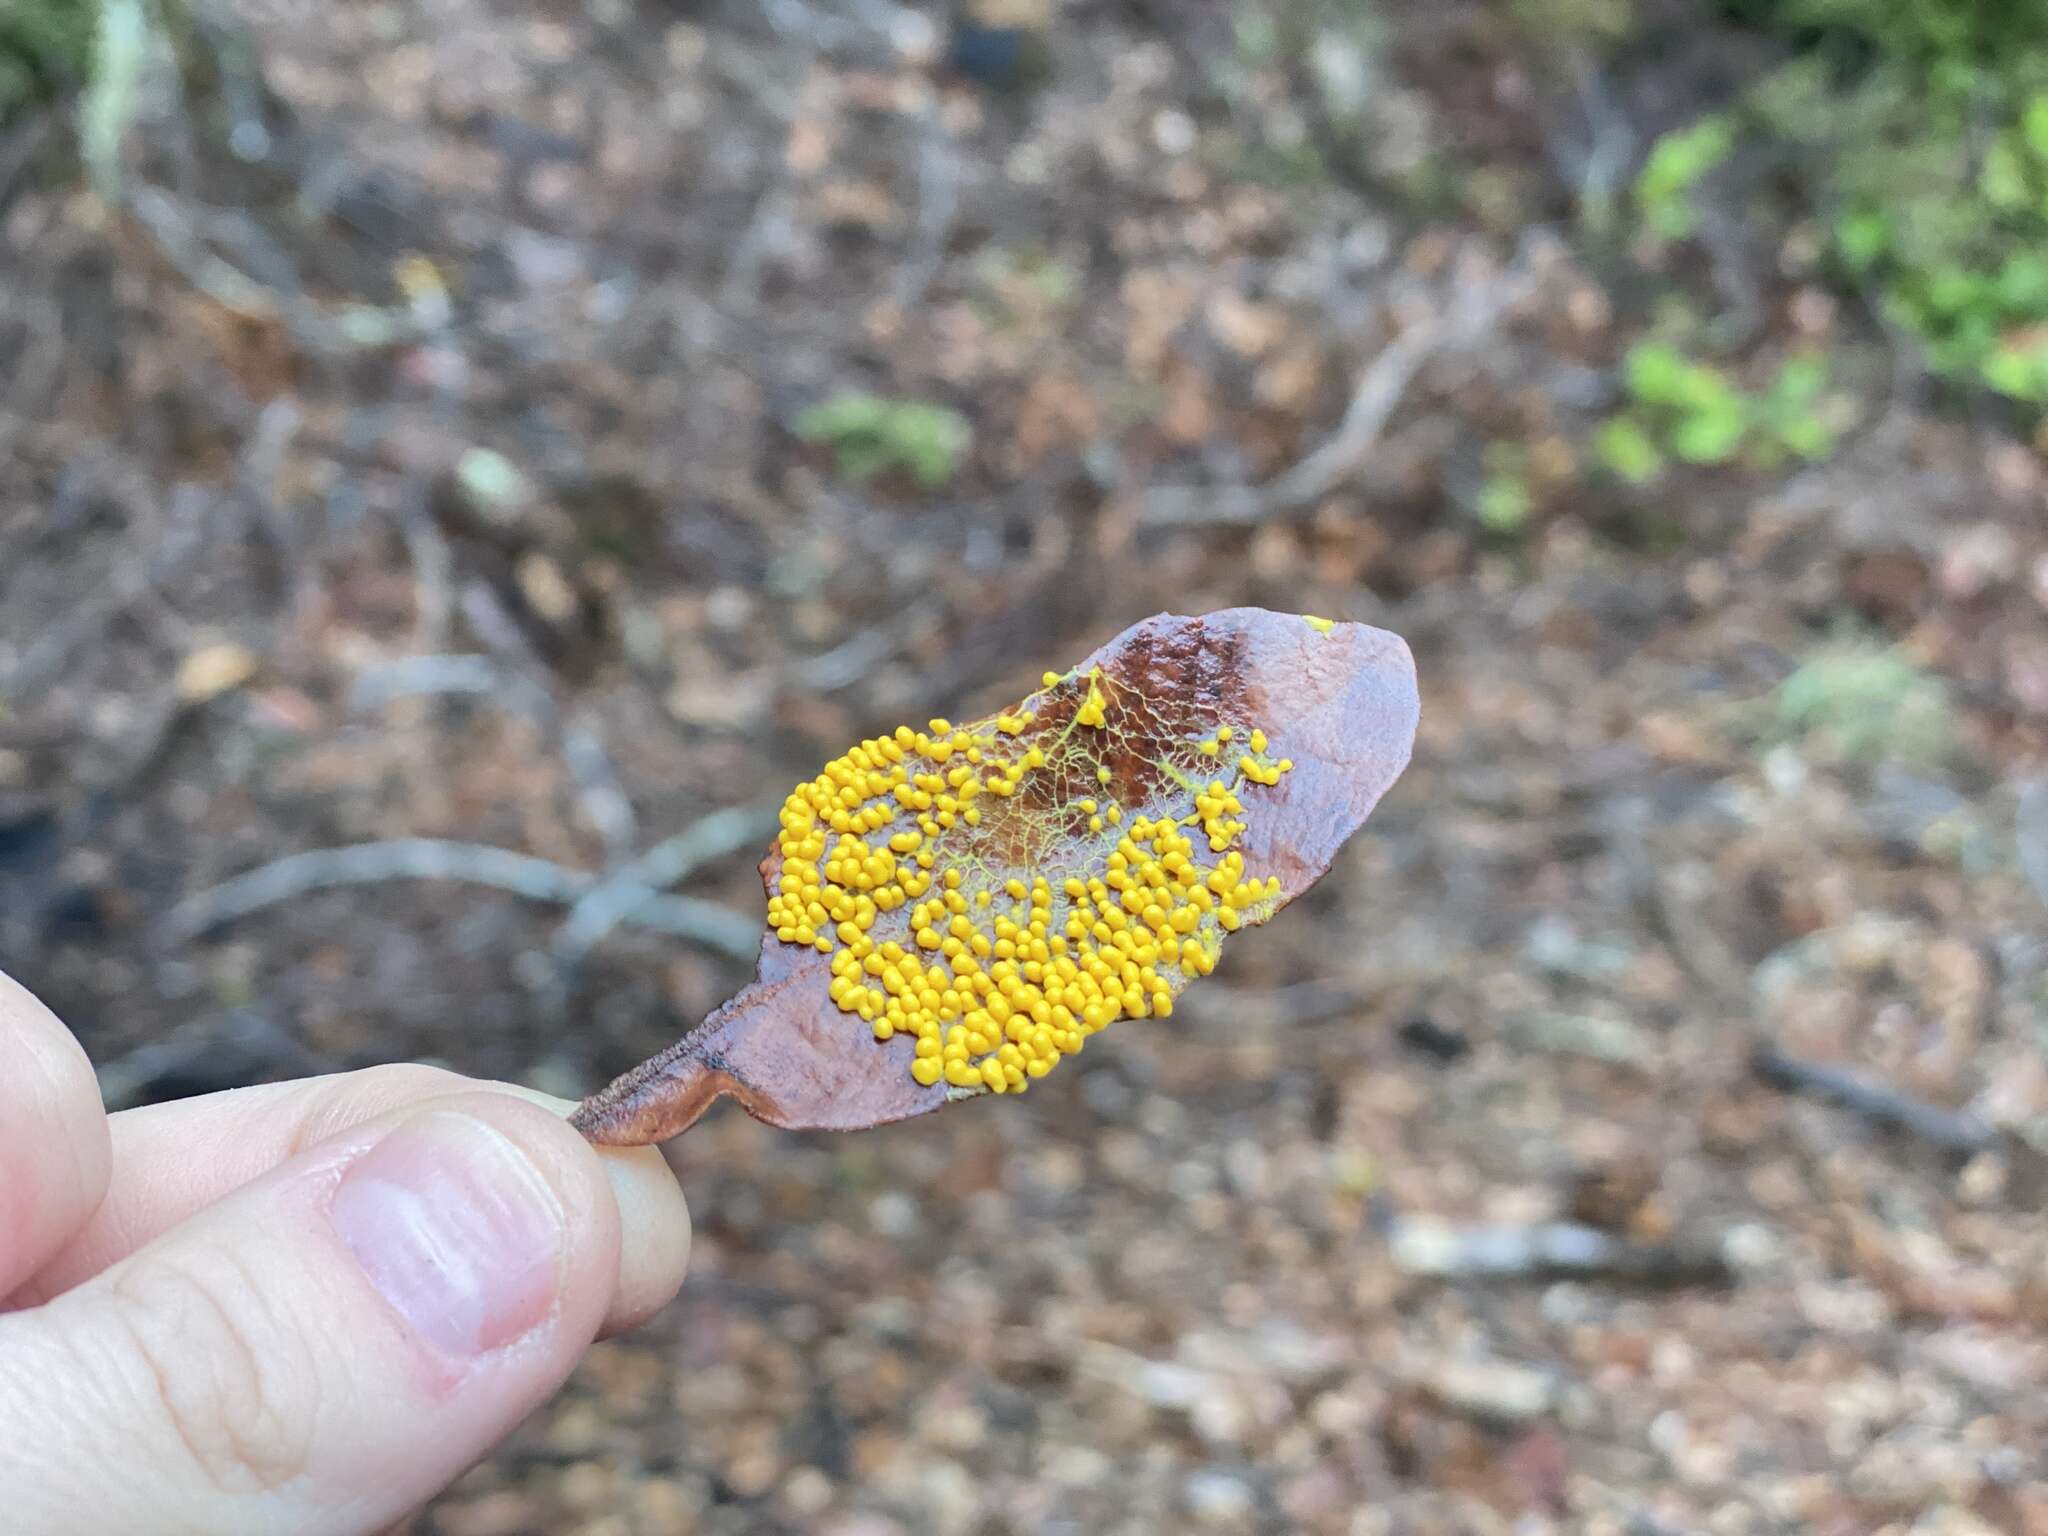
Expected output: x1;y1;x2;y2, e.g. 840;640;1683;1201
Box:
2;1;2045;1532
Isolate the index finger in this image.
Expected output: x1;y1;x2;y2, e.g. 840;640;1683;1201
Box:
0;970;111;1298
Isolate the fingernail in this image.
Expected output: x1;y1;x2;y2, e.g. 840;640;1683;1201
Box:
330;1112;565;1357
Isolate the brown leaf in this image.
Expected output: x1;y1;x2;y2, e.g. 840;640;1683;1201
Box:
174;643;261;704
571;608;1418;1145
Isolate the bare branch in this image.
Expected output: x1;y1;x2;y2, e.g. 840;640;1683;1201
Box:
562;717;639;863
161;816;771;962
1388;1217;1734;1287
126;187;429;357
1751;1046;1998;1159
552;804;780;962
893;102;960;310
159;838;591;943
618;894;764;961
349;653;513;711
1141;253;1540;529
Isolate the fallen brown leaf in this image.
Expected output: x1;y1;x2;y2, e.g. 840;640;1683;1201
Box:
174;643;261;704
572;608;1418;1144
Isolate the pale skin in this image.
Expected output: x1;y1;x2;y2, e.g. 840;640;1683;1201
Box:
0;967;693;1535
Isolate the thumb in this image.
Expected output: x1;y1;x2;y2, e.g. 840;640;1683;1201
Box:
0;1093;636;1536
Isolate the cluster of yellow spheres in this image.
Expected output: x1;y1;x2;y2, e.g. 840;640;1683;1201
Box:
764;674;1295;1096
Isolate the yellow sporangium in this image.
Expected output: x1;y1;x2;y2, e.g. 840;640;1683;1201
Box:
763;665;1294;1096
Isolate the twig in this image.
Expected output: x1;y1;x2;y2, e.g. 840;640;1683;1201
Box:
893;102;960;310
349;653;515;711
159;835;765;960
1649;860;1750;1002
1387;1216;1733;1287
1555;54;1634;233
790;625;900;691
125;187;426;356
1751;1046;1998;1159
713;26;815;316
718;187;801;315
232;397;305;576
160;839;592;942
562;717;639;864
620;894;764;960
551;804;780;962
1140;255;1539;528
398;487;456;652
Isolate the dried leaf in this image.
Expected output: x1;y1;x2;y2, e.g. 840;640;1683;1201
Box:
572;608;1418;1145
174;643;260;704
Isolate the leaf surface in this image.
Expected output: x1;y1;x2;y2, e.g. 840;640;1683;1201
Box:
572;608;1418;1145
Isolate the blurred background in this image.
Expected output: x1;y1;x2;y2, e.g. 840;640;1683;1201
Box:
3;0;2047;1530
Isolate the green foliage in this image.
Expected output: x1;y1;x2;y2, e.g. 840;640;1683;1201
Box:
1761;0;2038;66
1736;1;2048;405
973;246;1078;337
1774;640;1955;769
1474;444;1533;534
1597;343;1837;483
1634;115;1736;241
0;0;100;120
1592;417;1663;485
1511;0;1634;49
794;393;972;490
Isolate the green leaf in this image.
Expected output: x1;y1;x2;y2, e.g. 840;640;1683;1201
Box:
2024;94;2048;162
1767;355;1828;410
1776;641;1954;769
1923;264;1986;318
1475;473;1532;534
1622;343;1691;407
1673;359;1740;417
1981;140;2031;211
1995;254;2048;312
1834;210;1893;273
1593;417;1665;484
795;394;884;442
1982;345;2048;401
1636;115;1737;241
1773;413;1837;461
794;393;972;489
1669;401;1748;464
1623;339;1736;417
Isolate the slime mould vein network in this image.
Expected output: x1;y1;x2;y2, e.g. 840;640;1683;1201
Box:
765;645;1307;1098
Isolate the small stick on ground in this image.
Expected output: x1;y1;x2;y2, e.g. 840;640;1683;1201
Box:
1141;251;1540;529
551;804;780;963
157;836;760;959
1387;1216;1734;1287
1751;1045;1998;1159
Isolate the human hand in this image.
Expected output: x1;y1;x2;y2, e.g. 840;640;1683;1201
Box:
0;967;691;1535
